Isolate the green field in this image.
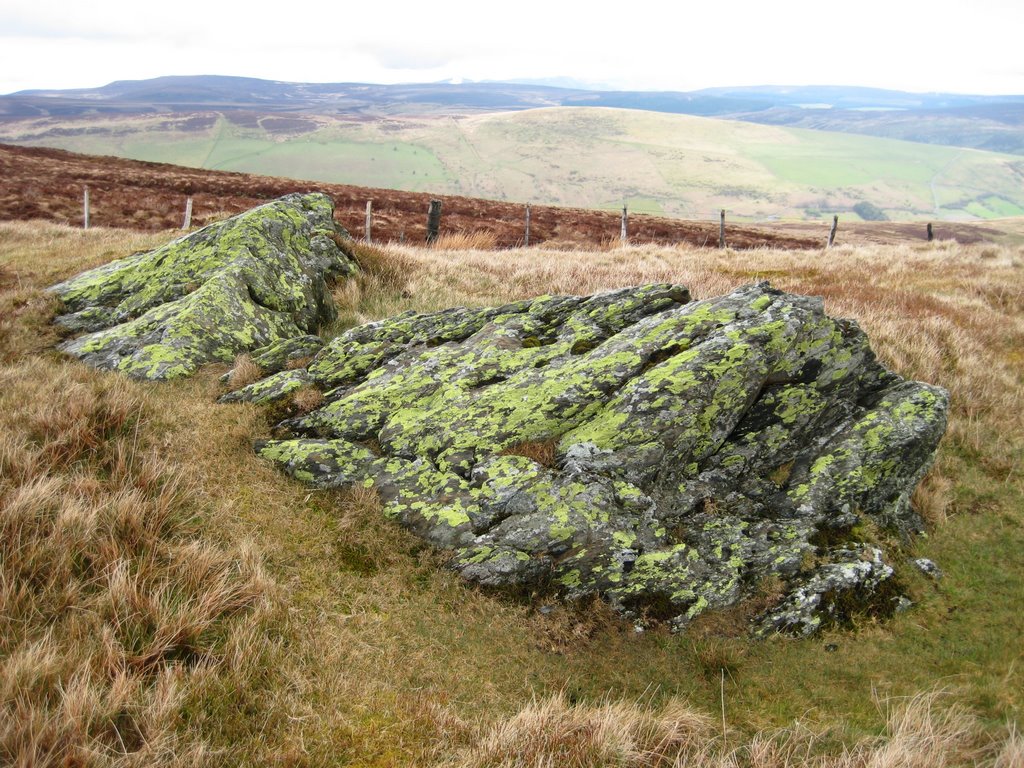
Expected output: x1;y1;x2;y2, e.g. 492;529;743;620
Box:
5;107;1024;221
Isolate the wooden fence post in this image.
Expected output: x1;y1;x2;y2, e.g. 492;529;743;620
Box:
827;215;839;248
621;204;628;244
365;200;373;244
83;186;90;230
524;203;531;247
927;222;934;242
719;209;726;248
182;196;193;230
426;199;442;244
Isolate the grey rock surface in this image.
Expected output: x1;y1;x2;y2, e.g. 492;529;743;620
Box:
50;193;356;380
233;281;949;633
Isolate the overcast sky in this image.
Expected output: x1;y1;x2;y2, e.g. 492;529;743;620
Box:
2;0;1022;96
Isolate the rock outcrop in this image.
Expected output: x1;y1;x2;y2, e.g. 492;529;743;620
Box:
50;193;356;380
232;282;949;634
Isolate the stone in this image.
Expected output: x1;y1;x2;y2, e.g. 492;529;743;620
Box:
217;334;325;396
49;193;357;380
219;368;312;405
913;557;943;579
235;281;949;634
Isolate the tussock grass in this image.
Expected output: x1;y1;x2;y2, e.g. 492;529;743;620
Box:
328;240;418;334
2;220;1022;765
457;692;717;767
291;385;324;414
457;689;996;767
1;222;270;766
224;353;262;390
0;360;269;766
430;231;499;251
500;439;559;468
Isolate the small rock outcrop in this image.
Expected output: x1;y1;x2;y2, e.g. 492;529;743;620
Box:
232;282;949;634
50;193;357;380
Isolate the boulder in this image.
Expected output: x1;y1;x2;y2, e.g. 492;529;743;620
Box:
49;193;356;380
238;282;949;634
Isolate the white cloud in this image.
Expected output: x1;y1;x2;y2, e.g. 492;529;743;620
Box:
1;0;1021;95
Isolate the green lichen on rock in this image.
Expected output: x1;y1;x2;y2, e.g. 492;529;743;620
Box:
240;281;949;635
219;369;311;405
50;194;357;380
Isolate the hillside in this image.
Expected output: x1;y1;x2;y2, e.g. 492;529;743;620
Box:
2;216;1022;765
4;142;1021;250
4;106;1024;223
0;143;823;249
4;75;1023;154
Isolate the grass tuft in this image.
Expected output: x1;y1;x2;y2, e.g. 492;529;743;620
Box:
431;231;499;251
500;439;559;468
457;692;717;767
224;353;262;390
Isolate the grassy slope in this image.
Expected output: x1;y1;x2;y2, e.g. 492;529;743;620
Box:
5;108;1024;222
2;222;1022;765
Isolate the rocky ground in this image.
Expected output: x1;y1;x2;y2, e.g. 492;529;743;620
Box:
48;195;950;634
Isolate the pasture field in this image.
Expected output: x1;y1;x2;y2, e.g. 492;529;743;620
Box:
5;106;1024;222
1;221;1022;766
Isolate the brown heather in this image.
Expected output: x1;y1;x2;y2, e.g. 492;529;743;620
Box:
2;220;1022;766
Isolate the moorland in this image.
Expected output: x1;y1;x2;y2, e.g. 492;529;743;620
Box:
0;137;1022;763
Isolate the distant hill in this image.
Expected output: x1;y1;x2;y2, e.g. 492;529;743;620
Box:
3;103;1023;223
2;75;1023;154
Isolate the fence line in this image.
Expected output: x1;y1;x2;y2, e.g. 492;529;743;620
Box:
71;189;938;250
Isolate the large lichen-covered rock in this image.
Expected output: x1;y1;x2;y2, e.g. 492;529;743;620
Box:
49;193;356;380
233;282;949;634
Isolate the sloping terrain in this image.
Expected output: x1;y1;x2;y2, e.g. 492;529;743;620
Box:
0;143;821;248
5;103;1023;221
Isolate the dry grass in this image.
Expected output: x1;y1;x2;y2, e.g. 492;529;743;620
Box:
430;231;499;251
500;439;559;468
2;220;1022;766
0;221;270;766
992;725;1023;768
291;385;325;414
457;692;718;767
0;360;269;766
456;689;995;768
224;353;262;390
327;240;419;334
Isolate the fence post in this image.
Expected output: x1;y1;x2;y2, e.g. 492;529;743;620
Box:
927;222;934;242
524;203;531;247
719;209;725;248
621;204;628;244
827;215;839;248
83;186;90;230
426;199;442;244
182;196;193;229
365;200;373;244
